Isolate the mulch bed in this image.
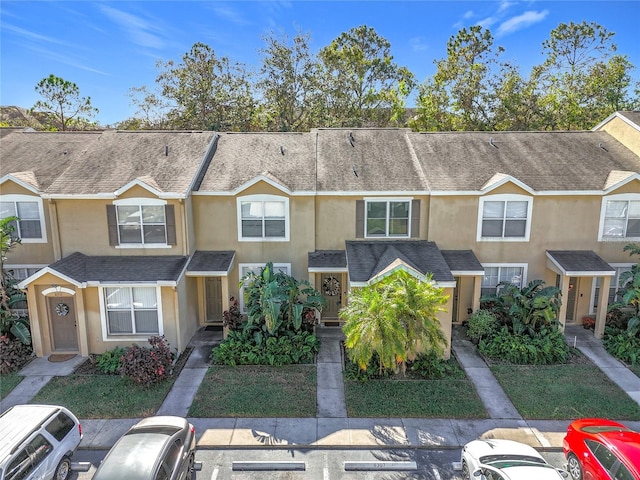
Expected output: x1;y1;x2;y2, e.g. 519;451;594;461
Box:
73;347;193;377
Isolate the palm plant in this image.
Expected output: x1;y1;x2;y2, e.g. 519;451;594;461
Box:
609;243;640;336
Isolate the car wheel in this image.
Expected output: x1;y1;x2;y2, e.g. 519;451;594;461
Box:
567;453;583;480
461;460;470;479
54;457;72;480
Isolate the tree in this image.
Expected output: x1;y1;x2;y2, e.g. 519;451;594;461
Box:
156;42;257;131
318;25;415;127
31;74;98;131
120;85;170;129
257;30;325;132
412;26;503;131
341;270;448;376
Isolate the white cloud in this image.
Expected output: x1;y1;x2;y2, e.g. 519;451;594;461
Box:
206;4;251;26
497;9;549;36
98;5;166;49
410;36;429;52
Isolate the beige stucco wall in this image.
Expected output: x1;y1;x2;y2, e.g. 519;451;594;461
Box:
599;117;640;156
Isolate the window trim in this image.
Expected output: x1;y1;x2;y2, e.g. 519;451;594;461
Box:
481;263;528;296
477;194;532;242
598;193;640;241
237;194;290;242
363;197;412;238
98;285;164;340
112;198;170;248
0;194;47;243
238;263;291;312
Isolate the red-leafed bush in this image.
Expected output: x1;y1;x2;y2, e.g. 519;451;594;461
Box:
119;335;174;385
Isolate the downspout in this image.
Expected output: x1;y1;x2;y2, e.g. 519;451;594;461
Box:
48;199;62;261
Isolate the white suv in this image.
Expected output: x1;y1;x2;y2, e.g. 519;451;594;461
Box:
0;404;82;480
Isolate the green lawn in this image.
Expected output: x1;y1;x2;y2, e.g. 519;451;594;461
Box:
189;365;317;417
630;363;640;378
491;364;640;420
0;373;23;400
345;378;486;418
29;375;174;418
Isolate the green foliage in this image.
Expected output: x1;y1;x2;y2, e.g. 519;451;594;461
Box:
0;334;32;373
479;326;570;364
341;270;448;376
409;350;464;379
211;329;319;366
119;336;174;385
608;243;640;337
466;309;498;344
95;347;127;374
32;74;98;131
603;326;640;365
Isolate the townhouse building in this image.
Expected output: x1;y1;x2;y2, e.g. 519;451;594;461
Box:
1;111;639;359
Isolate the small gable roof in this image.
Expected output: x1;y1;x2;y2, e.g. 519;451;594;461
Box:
186;251;235;276
441;250;484;275
308;250;347;270
546;250;615;276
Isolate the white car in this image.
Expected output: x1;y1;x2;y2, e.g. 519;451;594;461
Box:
461;439;569;480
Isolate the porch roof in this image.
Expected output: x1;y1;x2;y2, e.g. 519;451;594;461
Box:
308;250;347;271
441;250;484;275
546;250;616;277
186;250;235;276
345;240;455;286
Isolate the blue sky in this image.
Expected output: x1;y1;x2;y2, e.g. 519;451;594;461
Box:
1;1;639;126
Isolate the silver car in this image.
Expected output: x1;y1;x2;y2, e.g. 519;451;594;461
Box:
0;404;82;480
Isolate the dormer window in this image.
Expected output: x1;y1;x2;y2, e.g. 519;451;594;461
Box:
237;195;289;241
478;194;532;242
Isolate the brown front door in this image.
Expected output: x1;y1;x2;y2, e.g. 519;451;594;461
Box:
205;277;223;323
47;296;78;351
320;273;342;319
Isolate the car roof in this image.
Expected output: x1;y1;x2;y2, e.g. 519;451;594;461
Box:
599;430;640;474
0;405;63;462
92;433;170;480
500;464;565;479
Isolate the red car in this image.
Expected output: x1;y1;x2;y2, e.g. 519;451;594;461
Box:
563;418;640;480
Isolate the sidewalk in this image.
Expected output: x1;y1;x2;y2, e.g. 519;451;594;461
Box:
2;325;639;451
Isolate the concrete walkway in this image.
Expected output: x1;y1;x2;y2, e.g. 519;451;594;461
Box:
315;326;347;418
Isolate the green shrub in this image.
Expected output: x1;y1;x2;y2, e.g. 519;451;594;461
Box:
0;334;32;373
95;346;126;374
466;309;498;344
603;326;640;365
409;350;462;379
211;329;319;366
120;336;174;385
479;327;570;365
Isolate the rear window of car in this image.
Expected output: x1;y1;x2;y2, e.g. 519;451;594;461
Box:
581;426;630;433
45;412;75;442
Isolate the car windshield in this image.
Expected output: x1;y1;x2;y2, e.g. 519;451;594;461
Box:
581;426;631;433
481;455;546;465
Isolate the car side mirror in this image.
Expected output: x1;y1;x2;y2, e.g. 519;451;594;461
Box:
472;469;486;479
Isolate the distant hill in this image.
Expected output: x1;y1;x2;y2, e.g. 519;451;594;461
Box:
0;106;48;129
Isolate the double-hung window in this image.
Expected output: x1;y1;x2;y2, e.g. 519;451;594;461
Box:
108;198;175;247
237;195;289;241
481;265;526;296
478;195;531;241
365;199;410;238
600;195;640;240
0;194;46;242
104;286;160;335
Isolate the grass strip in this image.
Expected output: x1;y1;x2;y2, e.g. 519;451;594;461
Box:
0;373;23;400
189;365;316;417
345;378;486;418
29;375;174;418
491;364;640;420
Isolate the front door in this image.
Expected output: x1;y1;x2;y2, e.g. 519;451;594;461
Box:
205;277;223;323
566;277;579;322
47;296;78;351
320;273;342;319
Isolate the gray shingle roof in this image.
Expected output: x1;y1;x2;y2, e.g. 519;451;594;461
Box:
345;240;454;283
1;130;216;196
546;250;615;275
197;132;317;192
407;130;640;192
186;251;235;274
308;250;347;269
49;252;188;282
618;111;640;128
441;250;484;274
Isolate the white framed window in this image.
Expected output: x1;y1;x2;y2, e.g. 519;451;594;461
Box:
0;194;47;243
101;286;161;336
238;263;291;312
237;195;289;241
599;194;640;240
591;264;634;312
114;198;167;246
365;198;411;238
477;194;532;241
481;264;527;296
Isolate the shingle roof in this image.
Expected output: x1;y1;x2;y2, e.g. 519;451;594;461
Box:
49;252;188;282
186;251;235;275
315;128;427;192
441;250;484;274
197;132;317;192
345;240;454;284
1;130;216;196
308;250;347;269
408;130;640;192
618;111;640;128
546;250;615;275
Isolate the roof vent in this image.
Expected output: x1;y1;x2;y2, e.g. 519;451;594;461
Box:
489;137;498;148
280;145;285;155
599;142;608;152
349;132;355;147
352;164;358;177
165;145;169;156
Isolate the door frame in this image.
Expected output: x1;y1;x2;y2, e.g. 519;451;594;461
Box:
47;295;79;352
